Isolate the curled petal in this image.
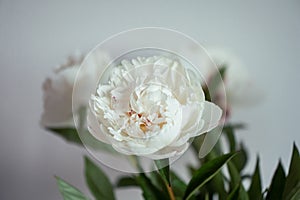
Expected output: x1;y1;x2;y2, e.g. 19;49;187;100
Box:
198;101;223;133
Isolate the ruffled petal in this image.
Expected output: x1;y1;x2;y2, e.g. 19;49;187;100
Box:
87;110;110;143
169;102;204;147
198;101;223;133
111;106;183;156
146;143;190;160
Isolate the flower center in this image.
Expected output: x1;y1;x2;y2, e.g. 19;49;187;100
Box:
120;82;179;138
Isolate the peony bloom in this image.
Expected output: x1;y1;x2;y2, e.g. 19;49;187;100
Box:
179;44;260;120
205;48;260;108
41;50;110;127
88;56;222;160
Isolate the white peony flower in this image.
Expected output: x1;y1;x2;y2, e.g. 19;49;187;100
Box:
88;56;222;160
179;44;261;119
41;50;110;127
205;48;260;108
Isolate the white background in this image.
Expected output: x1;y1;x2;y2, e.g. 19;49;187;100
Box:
0;0;299;199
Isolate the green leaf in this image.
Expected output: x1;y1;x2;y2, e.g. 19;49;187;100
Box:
84;156;115;200
223;125;236;152
222;123;245;132
289;189;300;200
283;143;300;200
187;164;197;176
55;176;90;200
232;143;248;172
227;157;249;200
227;161;241;190
48;127;117;153
226;183;249;200
170;171;187;198
239;184;250;200
201;150;227;200
116;176;138;188
248;157;263;200
227;184;240;200
222;124;248;172
148;170;176;199
47;127;82;145
155;158;170;186
136;173;168;200
183;152;238;200
266;161;286;200
206;171;227;200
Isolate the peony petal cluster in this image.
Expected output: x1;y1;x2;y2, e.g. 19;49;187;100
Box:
88;56;222;159
41;50;110;127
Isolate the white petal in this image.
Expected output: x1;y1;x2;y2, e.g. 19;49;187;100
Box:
198;126;222;158
170;101;222;147
146;143;190;160
108;105;183;156
198;101;222;133
41;77;74;127
181;102;204;134
87;110;110;143
169;103;204;147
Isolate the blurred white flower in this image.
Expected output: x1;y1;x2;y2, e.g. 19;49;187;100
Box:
88;56;222;159
41;50;110;127
179;44;261;117
204;48;260;108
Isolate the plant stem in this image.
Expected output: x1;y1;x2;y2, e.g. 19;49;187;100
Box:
166;183;176;200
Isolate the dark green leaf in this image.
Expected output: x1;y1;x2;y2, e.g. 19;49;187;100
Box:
227;157;249;200
283;143;300;200
155;158;170;186
183;152;238;200
47;127;82;145
232;143;248;172
223;125;236;152
248;157;263;200
222;124;248;172
187;164;197;176
207;172;227;200
227;161;241;190
222;123;246;132
239;184;250;200
55;176;90;200
227;183;249;200
47;127;116;153
266;161;286;200
170;171;187;198
227;184;240;200
289;189;300;200
116;176;138;188
84;156;115;200
204;192;209;200
136;173;168;200
201;150;227;200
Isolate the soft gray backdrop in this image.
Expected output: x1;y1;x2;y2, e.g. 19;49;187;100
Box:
0;0;299;199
